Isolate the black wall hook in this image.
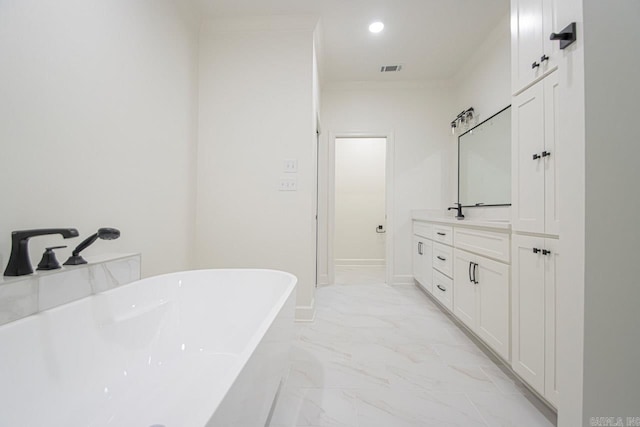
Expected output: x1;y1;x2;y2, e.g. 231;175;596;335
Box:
550;22;577;50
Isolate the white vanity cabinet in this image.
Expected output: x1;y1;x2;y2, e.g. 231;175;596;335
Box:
512;71;559;236
412;218;511;361
512;234;559;407
511;0;559;94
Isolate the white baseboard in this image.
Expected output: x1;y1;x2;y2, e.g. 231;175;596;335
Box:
295;299;315;322
334;258;385;267
317;273;329;286
392;274;414;286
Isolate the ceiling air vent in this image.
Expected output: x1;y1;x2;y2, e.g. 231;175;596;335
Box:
380;65;403;73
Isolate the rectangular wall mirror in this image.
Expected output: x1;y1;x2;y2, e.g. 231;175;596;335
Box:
458;105;511;207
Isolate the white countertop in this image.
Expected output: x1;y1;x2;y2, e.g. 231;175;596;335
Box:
411;210;511;231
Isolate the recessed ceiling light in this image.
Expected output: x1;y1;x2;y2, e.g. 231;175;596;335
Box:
369;22;384;34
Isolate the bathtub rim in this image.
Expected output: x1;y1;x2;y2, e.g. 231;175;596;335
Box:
0;268;298;426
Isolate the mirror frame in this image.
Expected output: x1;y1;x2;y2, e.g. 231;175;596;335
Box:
457;105;512;208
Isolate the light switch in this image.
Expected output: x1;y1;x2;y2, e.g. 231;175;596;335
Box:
283;159;298;173
278;178;298;191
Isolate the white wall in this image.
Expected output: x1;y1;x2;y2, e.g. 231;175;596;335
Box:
451;14;512;123
334;138;386;265
196;17;318;320
554;1;586;425
318;16;511;284
581;0;640;421
449;14;511;220
0;0;200;277
319;81;454;285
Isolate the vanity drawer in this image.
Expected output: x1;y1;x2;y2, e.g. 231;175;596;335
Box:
413;221;433;239
432;242;453;278
454;227;510;263
432;224;453;246
433;269;453;311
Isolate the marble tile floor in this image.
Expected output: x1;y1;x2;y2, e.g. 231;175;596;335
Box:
269;280;557;427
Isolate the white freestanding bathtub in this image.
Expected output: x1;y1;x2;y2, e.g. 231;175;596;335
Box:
0;269;297;427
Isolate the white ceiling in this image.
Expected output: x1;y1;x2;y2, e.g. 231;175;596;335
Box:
197;0;510;82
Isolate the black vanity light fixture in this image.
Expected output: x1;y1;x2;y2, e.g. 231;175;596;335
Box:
451;107;475;135
63;227;121;266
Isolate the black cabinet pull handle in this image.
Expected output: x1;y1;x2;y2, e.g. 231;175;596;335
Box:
473;263;479;284
418;242;423;255
437;285;446;292
543;249;552;256
533;153;541;160
533;248;541;254
469;261;473;283
541;54;550;62
437;232;446;236
532;61;540;69
437;256;446;261
542;150;551;157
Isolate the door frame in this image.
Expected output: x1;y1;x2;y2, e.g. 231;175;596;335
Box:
327;131;395;285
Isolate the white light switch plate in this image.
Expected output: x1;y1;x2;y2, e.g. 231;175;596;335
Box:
283;159;298;173
279;178;298;191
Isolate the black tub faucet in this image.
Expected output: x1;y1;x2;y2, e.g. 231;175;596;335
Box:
448;203;465;220
4;228;79;277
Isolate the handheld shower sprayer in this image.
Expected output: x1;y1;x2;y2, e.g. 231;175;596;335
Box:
63;228;121;265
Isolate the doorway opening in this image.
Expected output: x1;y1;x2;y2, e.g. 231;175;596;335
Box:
331;137;388;285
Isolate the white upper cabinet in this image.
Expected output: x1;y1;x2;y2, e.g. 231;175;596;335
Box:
511;0;559;94
512;71;559;236
544;74;560;236
512;81;545;233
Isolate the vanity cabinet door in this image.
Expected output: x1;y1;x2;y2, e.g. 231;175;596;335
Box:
511;0;544;93
544;72;560;236
512;82;545;234
412;236;424;286
512;75;559;236
512;234;546;395
412;236;432;293
453;249;477;330
511;0;559;93
544;237;560;407
476;256;510;361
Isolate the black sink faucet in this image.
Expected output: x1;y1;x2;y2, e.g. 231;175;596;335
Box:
4;228;79;276
448;203;465;220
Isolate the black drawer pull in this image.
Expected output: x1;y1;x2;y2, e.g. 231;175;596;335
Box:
542;249;552;256
542;150;551;157
437;285;446;292
437;256;446;261
473;263;479;284
533;248;541;254
469;261;473;283
418;242;423;255
532;61;540;69
533;153;541;160
541;54;550;62
437;232;446;236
